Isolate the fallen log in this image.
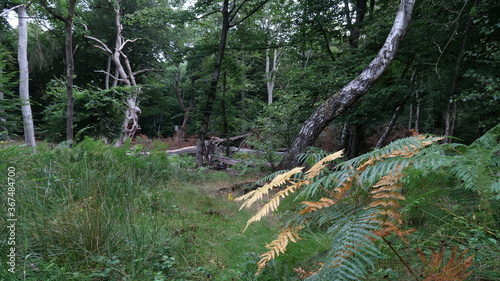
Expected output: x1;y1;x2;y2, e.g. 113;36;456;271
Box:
167;145;197;155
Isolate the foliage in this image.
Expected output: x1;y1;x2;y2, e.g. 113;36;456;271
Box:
0;139;303;280
418;243;474;281
41;79;128;143
0;45;21;138
238;127;499;279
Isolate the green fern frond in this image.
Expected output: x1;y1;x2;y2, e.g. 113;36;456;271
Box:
490;181;500;200
297;146;331;166
307;205;382;281
470;123;500;151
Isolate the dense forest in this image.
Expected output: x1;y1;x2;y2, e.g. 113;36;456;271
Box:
1;0;499;280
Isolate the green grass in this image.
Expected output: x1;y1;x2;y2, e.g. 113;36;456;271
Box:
0;139;323;281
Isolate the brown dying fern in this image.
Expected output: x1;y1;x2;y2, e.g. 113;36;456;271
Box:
369;171;415;243
418;243;475;281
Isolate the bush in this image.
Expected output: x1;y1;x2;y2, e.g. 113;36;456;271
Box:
41;79;128;143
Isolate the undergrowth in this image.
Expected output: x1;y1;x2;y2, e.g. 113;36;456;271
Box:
0;138;300;280
1;124;498;280
238;125;500;280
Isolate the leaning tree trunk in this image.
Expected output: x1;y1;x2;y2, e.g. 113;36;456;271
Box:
277;0;415;169
18;5;36;150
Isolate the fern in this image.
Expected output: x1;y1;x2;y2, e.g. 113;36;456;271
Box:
236;151;344;230
254;224;304;275
307;205;382;281
236;167;304;210
237;134;493;279
418;243;475;281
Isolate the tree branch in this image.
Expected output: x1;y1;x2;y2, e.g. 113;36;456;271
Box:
132;68;163;76
94;70;127;82
38;0;68;23
84;35;113;54
230;0;271;27
0;5;22;17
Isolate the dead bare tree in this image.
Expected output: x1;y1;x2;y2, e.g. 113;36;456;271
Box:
84;1;142;147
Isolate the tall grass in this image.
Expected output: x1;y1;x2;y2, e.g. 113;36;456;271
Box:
1;139;182;280
1;139;308;280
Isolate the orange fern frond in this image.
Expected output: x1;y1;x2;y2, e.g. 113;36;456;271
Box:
369;171;415;243
294;263;323;279
235;167;304;209
243;181;304;231
419;244;475;281
373;222;415;243
255;225;303;275
357;157;378;172
306;150;343;179
299;197;336;214
332;176;354;199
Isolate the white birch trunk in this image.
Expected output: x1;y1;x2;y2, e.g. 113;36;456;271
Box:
266;48;280;105
18;5;36;150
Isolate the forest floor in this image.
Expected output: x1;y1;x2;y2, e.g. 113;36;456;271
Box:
1;137;498;281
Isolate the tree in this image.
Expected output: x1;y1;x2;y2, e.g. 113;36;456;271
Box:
38;0;79;144
277;0;416;169
193;0;271;166
17;4;36;149
84;0;143;147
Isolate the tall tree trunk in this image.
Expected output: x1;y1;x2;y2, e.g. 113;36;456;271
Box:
174;64;193;140
415;91;420;131
221;71;230;156
336;121;350;151
376;105;403;148
266;48;280;104
196;0;230;166
18;5;36;150
278;0;415;169
0;57;8;140
348;0;367;49
444;0;475;143
0;91;8;140
39;0;78;143
347;124;361;159
339;0;367;155
64;2;76;143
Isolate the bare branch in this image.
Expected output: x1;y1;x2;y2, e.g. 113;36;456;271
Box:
118;38;140;51
84;35;113;54
229;0;249;23
196;10;221;20
94;70;126;82
0;5;22;17
132;68;163;76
